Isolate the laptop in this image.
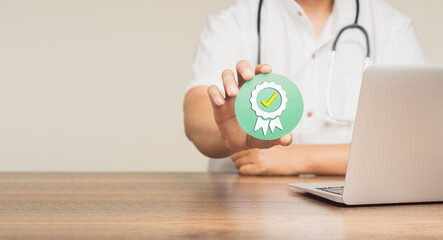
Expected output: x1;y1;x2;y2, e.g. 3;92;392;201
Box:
289;65;443;205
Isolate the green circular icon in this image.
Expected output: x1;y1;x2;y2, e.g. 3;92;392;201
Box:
235;73;304;140
257;87;282;113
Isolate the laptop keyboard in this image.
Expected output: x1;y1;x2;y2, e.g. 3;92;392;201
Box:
316;186;344;195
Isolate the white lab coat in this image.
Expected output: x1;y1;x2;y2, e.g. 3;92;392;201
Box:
186;0;427;172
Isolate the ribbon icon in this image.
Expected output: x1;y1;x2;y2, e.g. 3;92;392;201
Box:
250;82;287;136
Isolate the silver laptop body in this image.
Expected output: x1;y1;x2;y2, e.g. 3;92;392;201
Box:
289;65;443;205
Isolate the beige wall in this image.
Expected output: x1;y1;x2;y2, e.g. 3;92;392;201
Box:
387;0;443;65
0;0;441;171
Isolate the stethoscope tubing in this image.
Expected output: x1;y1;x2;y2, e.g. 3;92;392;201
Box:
257;0;370;125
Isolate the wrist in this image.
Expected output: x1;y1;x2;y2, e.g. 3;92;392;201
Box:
194;131;233;158
215;132;234;158
288;145;312;175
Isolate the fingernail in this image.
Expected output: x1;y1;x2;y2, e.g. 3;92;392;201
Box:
229;86;238;96
281;134;291;144
244;69;254;79
216;96;224;106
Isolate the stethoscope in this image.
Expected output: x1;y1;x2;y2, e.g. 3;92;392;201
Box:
257;0;370;125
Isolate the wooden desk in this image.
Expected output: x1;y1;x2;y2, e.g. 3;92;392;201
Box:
0;172;442;239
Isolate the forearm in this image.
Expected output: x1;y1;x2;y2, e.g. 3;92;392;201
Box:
184;86;232;158
296;144;350;175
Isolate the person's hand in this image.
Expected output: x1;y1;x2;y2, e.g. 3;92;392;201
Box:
207;60;292;153
231;145;307;175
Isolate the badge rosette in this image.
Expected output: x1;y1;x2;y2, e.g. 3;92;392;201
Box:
249;82;287;136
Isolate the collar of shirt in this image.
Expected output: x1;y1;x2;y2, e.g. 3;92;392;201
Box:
279;0;358;53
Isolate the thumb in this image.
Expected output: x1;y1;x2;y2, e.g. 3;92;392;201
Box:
279;134;293;146
246;133;292;149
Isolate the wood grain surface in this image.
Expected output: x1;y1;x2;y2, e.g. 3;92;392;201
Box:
0;172;442;239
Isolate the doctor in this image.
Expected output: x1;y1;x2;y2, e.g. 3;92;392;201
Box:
184;0;427;175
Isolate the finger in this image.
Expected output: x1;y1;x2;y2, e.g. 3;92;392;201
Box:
207;85;225;108
255;64;272;75
246;133;293;149
222;69;238;97
279;134;293;146
238;164;261;175
236;60;254;87
231;150;250;161
234;154;254;169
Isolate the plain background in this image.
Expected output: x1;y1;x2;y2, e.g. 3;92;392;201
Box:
1;0;442;171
